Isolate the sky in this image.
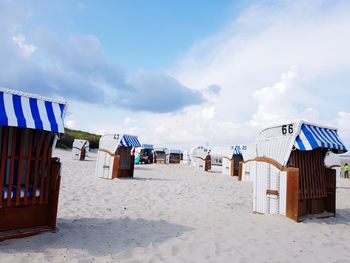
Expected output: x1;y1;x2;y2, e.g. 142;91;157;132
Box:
1;0;350;150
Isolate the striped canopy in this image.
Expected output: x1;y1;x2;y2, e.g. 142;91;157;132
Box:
0;88;66;133
294;124;347;153
119;134;141;147
234;146;241;155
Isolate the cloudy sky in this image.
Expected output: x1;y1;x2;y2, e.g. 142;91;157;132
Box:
1;0;350;150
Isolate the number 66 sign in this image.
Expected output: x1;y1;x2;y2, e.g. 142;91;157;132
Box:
282;124;294;135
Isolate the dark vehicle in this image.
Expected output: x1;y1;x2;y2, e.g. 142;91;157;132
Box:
139;144;154;164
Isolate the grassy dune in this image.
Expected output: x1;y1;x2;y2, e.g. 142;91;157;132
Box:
56;128;101;149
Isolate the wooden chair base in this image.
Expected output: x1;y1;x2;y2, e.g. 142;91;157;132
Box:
0;199;59;241
0;225;54;242
112;169;134;179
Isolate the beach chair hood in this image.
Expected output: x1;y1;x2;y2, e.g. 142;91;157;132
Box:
0;88;66;134
99;134;141;154
256;120;347;166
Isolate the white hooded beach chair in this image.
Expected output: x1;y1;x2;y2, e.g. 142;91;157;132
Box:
241;121;347;222
72;139;89;160
222;146;244;177
96;134;141;179
190;145;209;171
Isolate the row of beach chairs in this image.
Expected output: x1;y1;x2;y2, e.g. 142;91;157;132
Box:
0;88;347;242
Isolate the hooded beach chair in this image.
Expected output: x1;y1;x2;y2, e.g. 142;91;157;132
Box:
165;149;181;164
153;147;167;164
0;88;66;241
241;121;347;222
72;139;89;161
95;134;141;179
222;146;244;177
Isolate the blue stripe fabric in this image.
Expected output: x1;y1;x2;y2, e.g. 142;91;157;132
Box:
29;98;43;130
2;186;39;200
303;125;319;149
313;126;330;148
118;135;141;147
295;135;306;151
45;101;58;132
12;95;27;128
294;124;347;152
329;129;343;146
59;103;65;117
0;92;8;126
0;89;65;133
234;146;241;155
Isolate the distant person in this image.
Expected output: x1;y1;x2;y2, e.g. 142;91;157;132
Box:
344;163;349;179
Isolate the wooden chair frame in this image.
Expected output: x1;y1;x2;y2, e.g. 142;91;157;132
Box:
0;127;61;241
154;151;166;164
168;153;181;164
195;155;211;172
223;154;243;177
99;147;135;179
239;154;336;222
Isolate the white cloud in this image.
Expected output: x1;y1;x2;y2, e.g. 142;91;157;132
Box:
65;120;76;129
249;66;322;128
200;106;216;120
12;33;37;57
336;111;350;146
123;117;136;125
251;67;300;126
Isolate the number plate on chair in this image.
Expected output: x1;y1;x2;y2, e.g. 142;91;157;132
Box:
281;124;294;135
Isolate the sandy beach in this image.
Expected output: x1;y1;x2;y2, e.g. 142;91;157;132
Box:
1;149;350;262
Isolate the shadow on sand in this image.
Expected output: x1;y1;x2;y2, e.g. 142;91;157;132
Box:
134;166;154;171
301;208;350;225
0;217;193;256
120;177;174;181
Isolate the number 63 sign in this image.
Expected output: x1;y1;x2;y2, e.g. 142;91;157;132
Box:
282;124;294;135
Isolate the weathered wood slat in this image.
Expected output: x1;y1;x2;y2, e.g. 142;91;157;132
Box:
288;149;327;201
32;131;44;205
0;127;9;204
45;145;53;204
7;128;17;207
308;152;313;199
312;153;318;198
16;129;26;206
24;130;33;205
40;133;50;204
